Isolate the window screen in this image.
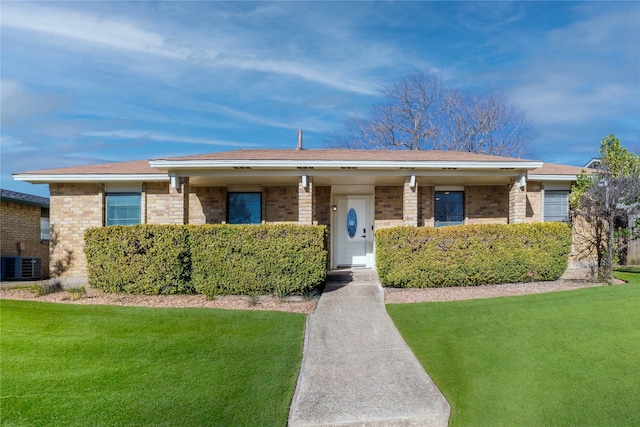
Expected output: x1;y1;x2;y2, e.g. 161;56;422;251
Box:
106;193;141;226
544;190;569;223
40;217;50;241
227;192;262;224
435;191;464;227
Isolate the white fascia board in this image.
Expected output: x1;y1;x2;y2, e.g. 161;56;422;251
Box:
13;174;169;183
149;159;544;170
528;174;577;181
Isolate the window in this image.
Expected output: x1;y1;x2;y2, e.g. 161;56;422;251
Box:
544;190;569;223
227;192;262;224
435;191;464;226
40;208;50;241
106;193;141;226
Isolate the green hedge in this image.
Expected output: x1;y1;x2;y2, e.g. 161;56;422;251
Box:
376;223;572;288
84;224;327;297
85;225;193;295
190;224;327;297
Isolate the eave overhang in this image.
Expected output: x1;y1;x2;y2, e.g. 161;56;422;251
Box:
528;174;578;181
13;174;169;184
148;159;544;171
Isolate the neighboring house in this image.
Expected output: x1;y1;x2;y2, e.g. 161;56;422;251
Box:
13;149;588;284
0;189;50;280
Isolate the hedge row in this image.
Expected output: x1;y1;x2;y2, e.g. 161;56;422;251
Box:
376;223;572;288
84;224;327;296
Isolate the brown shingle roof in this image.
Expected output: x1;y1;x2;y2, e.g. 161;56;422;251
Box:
16;160;164;175
155;149;536;163
529;163;592;176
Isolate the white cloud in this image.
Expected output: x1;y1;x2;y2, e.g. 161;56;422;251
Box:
83;130;258;148
1;3;186;59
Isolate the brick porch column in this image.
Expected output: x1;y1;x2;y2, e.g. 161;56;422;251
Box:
167;177;189;224
403;176;418;227
509;176;527;224
299;175;313;225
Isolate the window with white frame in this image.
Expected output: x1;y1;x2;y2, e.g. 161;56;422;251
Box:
106;193;141;226
544;190;570;223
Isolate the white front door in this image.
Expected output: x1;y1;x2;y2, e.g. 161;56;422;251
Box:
336;195;369;267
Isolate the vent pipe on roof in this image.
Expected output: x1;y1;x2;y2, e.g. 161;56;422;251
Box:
297;129;303;150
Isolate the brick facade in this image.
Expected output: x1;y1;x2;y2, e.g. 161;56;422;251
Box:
374;186;403;229
403;177;418;227
466;185;509;225
45;176;561;281
525;181;543;222
49;183;103;281
1;200;49;278
298;176;313;225
418;186;435;227
314;186;331;227
189;186;227;224
264;186;299;223
144;180;189;225
508;178;527;224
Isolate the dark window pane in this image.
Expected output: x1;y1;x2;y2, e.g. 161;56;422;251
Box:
435;191;464;226
228;192;262;224
106;193;141;226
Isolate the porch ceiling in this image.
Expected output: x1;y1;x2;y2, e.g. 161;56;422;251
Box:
188;172;515;187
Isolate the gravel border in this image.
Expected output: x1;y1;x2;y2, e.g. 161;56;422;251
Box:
0;287;318;314
384;279;619;304
1;279;621;314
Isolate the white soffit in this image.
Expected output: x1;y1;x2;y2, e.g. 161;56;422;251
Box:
13;174;169;183
528;174;578;181
149;159;544;170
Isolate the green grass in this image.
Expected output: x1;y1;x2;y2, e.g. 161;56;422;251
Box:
1;301;306;426
614;265;640;274
388;273;640;427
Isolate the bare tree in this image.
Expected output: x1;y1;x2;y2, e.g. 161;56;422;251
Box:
333;70;536;157
571;134;640;281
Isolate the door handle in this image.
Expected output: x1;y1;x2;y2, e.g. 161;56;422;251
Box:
363;228;366;234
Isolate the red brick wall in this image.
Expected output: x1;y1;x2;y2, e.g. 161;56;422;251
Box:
1;200;49;278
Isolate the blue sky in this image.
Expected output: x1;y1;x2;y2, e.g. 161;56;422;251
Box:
2;1;639;197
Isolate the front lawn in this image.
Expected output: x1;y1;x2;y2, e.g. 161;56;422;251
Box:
1;301;306;426
388;274;640;426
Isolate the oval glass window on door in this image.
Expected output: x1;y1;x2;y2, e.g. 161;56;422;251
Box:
347;208;357;238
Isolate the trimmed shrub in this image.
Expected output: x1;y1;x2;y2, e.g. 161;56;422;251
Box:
85;225;193;295
190;224;327;298
376;223;572;288
84;224;327;297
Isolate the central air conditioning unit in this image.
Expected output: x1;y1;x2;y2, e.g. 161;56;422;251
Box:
1;256;43;280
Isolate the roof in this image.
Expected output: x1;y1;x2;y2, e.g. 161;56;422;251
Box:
0;189;49;207
16;159;164;175
13;149;590;184
155;149;535;163
528;162;594;181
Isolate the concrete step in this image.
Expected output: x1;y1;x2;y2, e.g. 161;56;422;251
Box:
326;268;379;283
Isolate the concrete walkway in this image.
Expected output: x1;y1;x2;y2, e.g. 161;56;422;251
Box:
288;270;450;427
